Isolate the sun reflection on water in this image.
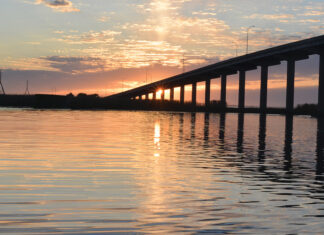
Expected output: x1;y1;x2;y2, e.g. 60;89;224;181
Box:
154;121;160;157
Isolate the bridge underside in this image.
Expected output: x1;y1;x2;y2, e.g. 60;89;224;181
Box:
108;35;324;116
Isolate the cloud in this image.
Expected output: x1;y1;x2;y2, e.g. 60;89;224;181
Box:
57;30;121;44
136;0;192;13
2;57;57;71
120;14;235;61
81;39;187;69
246;13;295;22
42;56;106;74
97;16;110;23
35;0;79;12
302;11;324;16
4;56;107;74
192;11;217;16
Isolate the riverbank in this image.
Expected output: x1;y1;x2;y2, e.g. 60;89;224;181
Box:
0;94;319;116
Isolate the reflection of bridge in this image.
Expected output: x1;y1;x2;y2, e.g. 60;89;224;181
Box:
110;35;324;115
184;112;324;181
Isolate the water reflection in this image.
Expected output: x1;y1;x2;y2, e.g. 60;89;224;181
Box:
283;116;293;173
154;121;160;157
0;109;323;234
204;113;209;141
219;113;226;143
179;113;184;140
258;114;267;172
190;113;196;139
237;113;244;153
316;118;324;177
190;112;322;184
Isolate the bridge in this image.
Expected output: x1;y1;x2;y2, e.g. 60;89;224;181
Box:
109;35;324;115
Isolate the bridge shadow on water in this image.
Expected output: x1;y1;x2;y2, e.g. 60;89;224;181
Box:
173;112;324;199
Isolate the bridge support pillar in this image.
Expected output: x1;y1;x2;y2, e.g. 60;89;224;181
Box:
180;85;185;104
153;92;156;100
221;74;227;108
205;79;211;107
170;87;174;101
260;65;268;113
319;53;324;116
286;59;295;114
238;70;246;110
161;90;165;101
192;82;197;106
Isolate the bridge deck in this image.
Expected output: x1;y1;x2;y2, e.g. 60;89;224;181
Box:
109;35;324;98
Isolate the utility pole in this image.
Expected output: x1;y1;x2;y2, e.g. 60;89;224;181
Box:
24;80;30;95
246;25;255;54
0;70;5;95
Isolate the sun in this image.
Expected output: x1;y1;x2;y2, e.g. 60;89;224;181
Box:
156;89;163;96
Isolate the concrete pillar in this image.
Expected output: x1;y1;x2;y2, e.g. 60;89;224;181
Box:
286;59;295;114
260;65;268;113
205;79;211;107
170;87;174;101
145;94;148;100
319;53;324;116
238;70;246;109
192;82;197;106
221;74;227;107
180;85;185;104
153;92;156;100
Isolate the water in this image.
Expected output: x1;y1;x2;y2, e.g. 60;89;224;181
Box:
0;108;323;234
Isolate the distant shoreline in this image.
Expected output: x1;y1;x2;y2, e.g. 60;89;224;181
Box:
0;94;320;117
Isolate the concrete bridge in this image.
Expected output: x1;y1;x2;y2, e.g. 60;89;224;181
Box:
109;35;324;115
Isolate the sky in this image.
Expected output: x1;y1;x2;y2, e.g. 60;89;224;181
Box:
0;0;323;107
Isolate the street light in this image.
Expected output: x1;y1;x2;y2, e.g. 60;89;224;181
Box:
246;25;255;54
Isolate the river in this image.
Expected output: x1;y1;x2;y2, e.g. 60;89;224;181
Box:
0;108;323;234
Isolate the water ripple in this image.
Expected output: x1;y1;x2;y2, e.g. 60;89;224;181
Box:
0;110;323;233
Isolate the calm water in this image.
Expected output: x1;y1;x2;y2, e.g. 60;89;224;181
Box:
0;108;323;234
